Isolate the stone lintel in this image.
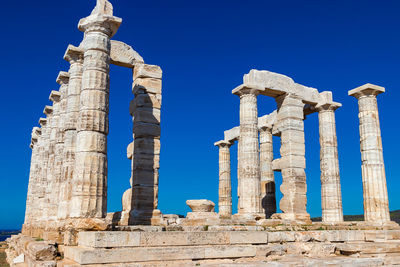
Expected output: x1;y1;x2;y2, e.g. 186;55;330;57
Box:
64;45;84;62
110;40;144;68
39;118;47;126
56;71;70;85
232;84;264;96
214;140;233;147
224;126;240;143
43;106;54;115
258;110;277;130
49;90;62;102
348;83;385;98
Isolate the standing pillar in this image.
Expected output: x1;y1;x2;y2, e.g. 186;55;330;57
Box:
23;127;42;234
259;127;276;218
233;85;263;217
215;140;233;217
70;1;121;218
349;84;390;223
316;92;343;223
273;94;310;223
130;64;163;225
59;45;84;219
32;115;50;237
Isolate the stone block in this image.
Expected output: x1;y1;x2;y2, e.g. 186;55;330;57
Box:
133;107;161;124
78;232;140;248
229;231;268;244
268;231;296;242
132;93;162;109
133;122;160;138
133;64;162;79
110;40;144;68
133;78;162;95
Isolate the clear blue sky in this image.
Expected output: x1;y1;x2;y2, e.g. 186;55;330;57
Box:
0;0;399;229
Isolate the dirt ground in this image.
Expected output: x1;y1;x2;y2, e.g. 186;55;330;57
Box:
0;242;9;267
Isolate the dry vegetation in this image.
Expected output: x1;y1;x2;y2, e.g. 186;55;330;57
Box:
0;242;9;267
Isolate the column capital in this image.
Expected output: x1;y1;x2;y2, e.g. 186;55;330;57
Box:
348;83;385;99
214;140;233;148
232;84;264;96
39;118;47;126
64;45;84;63
78;13;122;37
49;90;61;102
56;71;70;85
43;106;53;116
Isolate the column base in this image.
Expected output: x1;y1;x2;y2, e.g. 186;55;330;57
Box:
128;209;163;226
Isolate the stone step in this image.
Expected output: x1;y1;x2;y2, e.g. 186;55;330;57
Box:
64;245;257;265
336;241;400;255
77;230;400;248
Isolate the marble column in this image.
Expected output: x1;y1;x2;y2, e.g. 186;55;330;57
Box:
46;92;62;220
37;114;51;223
259;126;276;218
24;127;41;228
215;140;233;217
233;85;263;216
70;1;121;218
274;94;310;223
316;92;343;223
349;84;390;223
59;45;84;219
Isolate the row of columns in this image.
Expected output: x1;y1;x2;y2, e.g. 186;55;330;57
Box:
216;83;390;224
23;1;122;233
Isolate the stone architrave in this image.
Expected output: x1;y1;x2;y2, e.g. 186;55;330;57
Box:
233;84;263;217
58;45;84;220
70;0;121;218
130;63;163;225
259;126;276;218
214;140;233;218
316;92;343;223
349;84;390;223
272;94;310;223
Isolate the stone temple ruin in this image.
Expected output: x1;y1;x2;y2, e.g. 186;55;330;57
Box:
6;1;400;266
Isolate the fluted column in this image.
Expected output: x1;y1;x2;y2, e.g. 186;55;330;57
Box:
349;84;390;223
37;115;51;223
259;127;276;218
273;94;310;223
59;46;84;219
215;140;233;217
70;2;121;218
233;85;263;216
46;92;62;220
316;92;343;223
23;127;41;229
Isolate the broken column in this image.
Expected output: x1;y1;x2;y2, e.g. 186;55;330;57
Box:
259;117;276;218
316;92;343;223
130;64;163;225
214;140;233;218
58;45;84;219
349;84;390;223
70;2;121;218
273;94;310;223
233;85;263;217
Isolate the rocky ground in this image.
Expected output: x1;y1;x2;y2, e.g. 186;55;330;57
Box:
0;242;9;267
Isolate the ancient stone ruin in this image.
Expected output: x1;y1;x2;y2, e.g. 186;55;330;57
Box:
6;1;400;266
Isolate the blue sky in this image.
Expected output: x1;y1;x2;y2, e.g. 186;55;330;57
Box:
0;0;399;229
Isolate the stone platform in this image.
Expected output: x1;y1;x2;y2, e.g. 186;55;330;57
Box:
55;229;400;266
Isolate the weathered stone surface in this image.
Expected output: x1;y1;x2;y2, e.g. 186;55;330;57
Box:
110;40;144;68
349;83;390;223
